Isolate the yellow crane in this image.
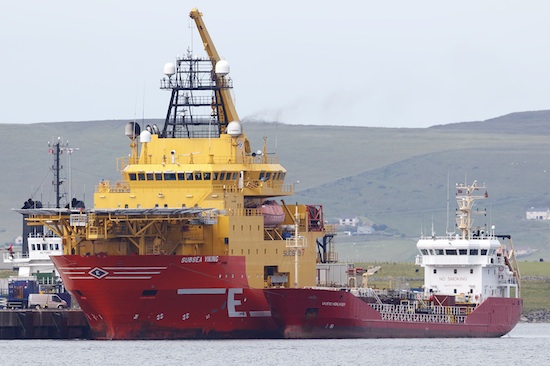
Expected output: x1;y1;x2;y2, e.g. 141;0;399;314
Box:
189;8;240;125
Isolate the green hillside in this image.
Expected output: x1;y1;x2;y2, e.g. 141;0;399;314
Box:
2;111;550;263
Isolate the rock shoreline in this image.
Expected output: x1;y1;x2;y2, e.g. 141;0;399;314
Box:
522;310;550;323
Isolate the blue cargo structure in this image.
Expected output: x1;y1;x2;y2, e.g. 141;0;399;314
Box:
6;278;39;309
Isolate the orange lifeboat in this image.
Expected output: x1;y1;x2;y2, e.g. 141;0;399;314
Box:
261;200;285;227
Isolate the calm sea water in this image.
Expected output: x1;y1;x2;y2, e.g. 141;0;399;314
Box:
0;323;548;366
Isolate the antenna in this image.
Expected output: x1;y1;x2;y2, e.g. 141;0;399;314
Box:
446;171;450;235
275;110;279;155
142;83;146;123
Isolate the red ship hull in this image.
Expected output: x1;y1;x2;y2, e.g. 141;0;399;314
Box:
51;255;279;339
264;288;523;338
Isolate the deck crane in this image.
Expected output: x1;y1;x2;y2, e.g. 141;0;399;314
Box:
189;8;240;129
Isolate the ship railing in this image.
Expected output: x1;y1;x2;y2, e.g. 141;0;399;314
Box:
228;208;262;217
243;179;290;192
28;232;59;238
324;224;338;235
3;252;29;261
369;303;469;324
351;287;383;304
159;77;228;90
118;152;281;166
322;251;338;263
419;233;499;240
370;303;473;316
243;155;280;165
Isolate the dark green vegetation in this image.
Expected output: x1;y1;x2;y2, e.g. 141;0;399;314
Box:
2;110;550;265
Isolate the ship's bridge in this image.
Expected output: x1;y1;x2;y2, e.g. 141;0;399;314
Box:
416;236;502;266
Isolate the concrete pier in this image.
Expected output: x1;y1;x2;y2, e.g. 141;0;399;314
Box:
0;309;90;339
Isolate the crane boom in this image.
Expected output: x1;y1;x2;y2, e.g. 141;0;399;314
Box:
189;8;240;124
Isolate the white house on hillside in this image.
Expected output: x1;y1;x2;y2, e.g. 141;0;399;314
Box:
526;207;550;220
339;217;359;226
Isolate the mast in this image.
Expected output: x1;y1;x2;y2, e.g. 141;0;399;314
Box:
286;205;307;288
455;181;488;240
48;138;79;209
51;139;62;208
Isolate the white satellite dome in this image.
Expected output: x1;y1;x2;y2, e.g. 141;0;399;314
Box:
164;62;175;77
215;59;230;77
140;130;152;143
226;121;242;137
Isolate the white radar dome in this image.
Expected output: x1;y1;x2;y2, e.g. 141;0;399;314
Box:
226;121;242;137
140;130;152;143
215;60;230;76
164;62;175;77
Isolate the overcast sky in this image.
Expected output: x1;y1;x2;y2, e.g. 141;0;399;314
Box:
2;1;550;128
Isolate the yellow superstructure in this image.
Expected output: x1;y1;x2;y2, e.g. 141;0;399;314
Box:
21;9;337;290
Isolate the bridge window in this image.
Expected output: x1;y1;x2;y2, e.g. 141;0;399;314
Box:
219;172;225;180
231;172;238;180
459;249;467;255
194;172;202;180
481;249;488;255
129;173;137;181
469;249;478;255
146;173;154;180
445;249;457;255
155;173;163;180
177;172;185;180
420;249;429;255
164;172;176;181
186;172;194;180
265;172;271;180
204;172;211;180
138;173;146;181
435;249;444;255
213;172;219;180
